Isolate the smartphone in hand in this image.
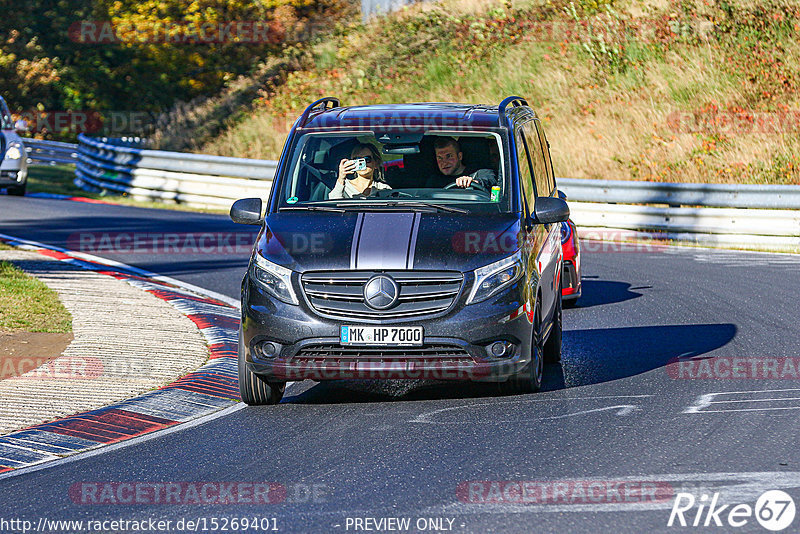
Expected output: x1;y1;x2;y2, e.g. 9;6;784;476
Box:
349;158;367;171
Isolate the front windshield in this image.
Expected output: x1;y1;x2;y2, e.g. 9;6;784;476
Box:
276;129;511;213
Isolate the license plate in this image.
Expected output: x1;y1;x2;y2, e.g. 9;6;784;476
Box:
340;325;423;346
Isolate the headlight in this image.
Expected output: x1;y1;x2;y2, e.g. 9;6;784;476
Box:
5;145;22;160
466;250;524;305
560;221;572;244
251;253;298;305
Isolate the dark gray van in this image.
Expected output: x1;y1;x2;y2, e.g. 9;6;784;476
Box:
231;96;569;404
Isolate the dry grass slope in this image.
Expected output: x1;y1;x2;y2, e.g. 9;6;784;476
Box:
170;0;799;184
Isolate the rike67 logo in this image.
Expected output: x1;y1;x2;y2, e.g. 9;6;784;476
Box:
668;490;796;531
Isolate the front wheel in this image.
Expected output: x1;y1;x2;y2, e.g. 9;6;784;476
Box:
543;280;563;364
502;301;543;395
7;183;26;196
238;328;285;405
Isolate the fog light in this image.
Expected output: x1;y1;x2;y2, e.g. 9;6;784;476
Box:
256;341;278;359
489;341;513;358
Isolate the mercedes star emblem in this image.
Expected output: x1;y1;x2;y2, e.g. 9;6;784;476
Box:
363;275;399;310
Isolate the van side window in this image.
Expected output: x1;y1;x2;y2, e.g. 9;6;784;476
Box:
522;121;551;197
514;128;535;214
534;119;556;194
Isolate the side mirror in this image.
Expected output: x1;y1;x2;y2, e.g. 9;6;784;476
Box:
533;196;570;224
14;120;29;133
230;198;263;225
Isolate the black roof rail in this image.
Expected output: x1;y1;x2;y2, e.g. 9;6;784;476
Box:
498;96;528;115
298;97;340;127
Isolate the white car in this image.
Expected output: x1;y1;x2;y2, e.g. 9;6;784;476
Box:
1;96;29;196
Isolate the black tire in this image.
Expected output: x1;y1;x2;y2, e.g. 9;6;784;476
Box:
502;302;543;395
543;280;563;364
238;328;285;405
7;183;26;196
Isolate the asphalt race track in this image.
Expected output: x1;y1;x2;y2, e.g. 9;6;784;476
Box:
2;196;800;533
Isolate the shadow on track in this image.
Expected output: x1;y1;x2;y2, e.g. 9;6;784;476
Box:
568;279;645;308
283;378;506;405
283;323;737;404
560;323;737;387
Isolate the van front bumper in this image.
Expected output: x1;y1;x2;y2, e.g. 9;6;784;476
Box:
242;275;535;383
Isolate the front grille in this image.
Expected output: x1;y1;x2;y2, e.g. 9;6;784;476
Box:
294;343;473;364
301;271;463;320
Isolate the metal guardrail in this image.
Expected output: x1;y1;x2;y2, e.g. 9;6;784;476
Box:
568;202;800;251
68;135;799;251
559;178;800;251
74;134;276;208
569;202;800;236
559;178;800;210
24;139;78;166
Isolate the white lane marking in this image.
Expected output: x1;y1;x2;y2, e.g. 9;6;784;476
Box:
0;232;240;308
694;407;800;413
710;397;800;403
542;405;639;419
685;388;800;414
410;395;652;424
689;251;800;268
684;393;717;414
661;245;800;262
424;472;800;514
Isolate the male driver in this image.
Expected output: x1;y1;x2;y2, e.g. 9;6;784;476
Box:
424;136;498;189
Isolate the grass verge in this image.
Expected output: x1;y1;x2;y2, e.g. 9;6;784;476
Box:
0;260;72;333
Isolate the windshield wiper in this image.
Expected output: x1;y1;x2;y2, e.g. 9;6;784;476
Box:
279;205;346;213
334;201;468;214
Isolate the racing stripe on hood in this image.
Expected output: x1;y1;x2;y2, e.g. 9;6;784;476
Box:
350;212;421;270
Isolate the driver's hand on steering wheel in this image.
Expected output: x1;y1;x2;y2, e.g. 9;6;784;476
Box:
455;176;474;188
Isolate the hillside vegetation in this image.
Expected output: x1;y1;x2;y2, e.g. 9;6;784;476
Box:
167;0;799;184
1;0;354;136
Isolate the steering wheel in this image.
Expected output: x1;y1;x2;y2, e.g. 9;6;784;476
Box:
443;180;488;192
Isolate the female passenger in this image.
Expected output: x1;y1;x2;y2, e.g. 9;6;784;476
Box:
328;143;391;199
